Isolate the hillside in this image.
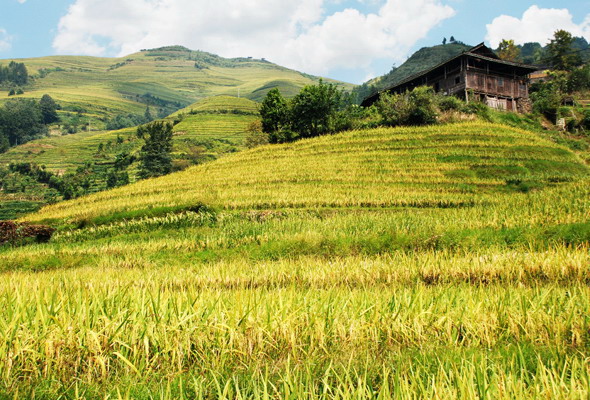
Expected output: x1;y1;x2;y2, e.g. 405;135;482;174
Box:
354;43;471;101
0;96;259;172
0;96;259;220
21;122;588;225
0;45;351;130
1;122;589;397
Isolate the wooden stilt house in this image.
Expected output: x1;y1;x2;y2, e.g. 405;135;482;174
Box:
361;43;538;112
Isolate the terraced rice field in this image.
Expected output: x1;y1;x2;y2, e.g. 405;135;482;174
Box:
0;96;259;172
1;122;589;398
0;48;348;124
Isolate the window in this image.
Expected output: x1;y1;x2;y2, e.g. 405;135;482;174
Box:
497;77;504;88
477;75;484;87
455;76;461;85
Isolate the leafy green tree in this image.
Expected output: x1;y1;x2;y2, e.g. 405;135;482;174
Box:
497;39;521;62
547;30;582;71
0;62;28;86
144;106;153;122
259;88;289;142
290;80;342;139
137;121;174;179
39;94;60;124
0;99;47;147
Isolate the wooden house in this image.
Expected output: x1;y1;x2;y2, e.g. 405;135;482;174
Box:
361;43;538;112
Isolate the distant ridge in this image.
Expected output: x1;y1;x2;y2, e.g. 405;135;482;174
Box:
0;46;351;132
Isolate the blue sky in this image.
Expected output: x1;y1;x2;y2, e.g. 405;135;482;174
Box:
1;0;589;83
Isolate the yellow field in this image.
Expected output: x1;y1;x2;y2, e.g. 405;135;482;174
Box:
1;122;589;398
24;122;588;224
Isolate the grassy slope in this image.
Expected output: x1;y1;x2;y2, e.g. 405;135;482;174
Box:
0;96;258;171
1;122;590;398
0;47;351;125
23;122;588;225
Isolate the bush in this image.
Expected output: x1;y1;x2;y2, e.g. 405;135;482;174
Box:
463;102;491;120
244;121;269;148
437;95;463;112
376;86;438;126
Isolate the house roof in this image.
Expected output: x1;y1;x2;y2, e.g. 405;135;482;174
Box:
361;43;538;107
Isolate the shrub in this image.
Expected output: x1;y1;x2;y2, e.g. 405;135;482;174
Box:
244;121;269;149
437;95;463;112
376;86;438;126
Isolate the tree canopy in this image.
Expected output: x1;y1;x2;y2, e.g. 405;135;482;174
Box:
547;30;582;71
137;121;174;179
259;81;345;143
0;99;48;151
290;81;342;139
0;62;29;86
497;39;521;62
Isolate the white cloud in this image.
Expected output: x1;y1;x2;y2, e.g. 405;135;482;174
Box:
0;29;12;52
52;0;454;78
16;0;26;3
486;5;590;48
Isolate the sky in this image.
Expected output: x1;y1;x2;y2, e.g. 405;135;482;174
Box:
0;0;589;84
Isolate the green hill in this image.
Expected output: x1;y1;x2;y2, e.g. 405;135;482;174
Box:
354;43;471;102
0;45;350;129
1;122;590;397
0;96;258;172
0;96;259;219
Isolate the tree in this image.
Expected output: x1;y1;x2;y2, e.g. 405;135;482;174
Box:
290;80;342;139
497;39;521;62
0;99;47;147
547;30;582;71
39;94;60;124
0;62;28;86
144;106;153;122
259;88;289;142
450;36;456;43
521;42;543;64
442;37;447;45
137;121;174;179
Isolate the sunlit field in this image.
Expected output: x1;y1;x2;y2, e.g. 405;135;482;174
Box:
1;122;589;398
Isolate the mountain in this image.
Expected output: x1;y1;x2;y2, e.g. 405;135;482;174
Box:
0;95;263;219
0;45;351;131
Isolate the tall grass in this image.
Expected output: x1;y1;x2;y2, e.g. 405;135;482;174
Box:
0;258;588;398
1;122;589;398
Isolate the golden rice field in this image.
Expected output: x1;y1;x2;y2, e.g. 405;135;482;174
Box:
1;122;590;398
24;122;588;224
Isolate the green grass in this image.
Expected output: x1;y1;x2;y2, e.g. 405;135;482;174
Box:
0;48;351;129
1;122;589;398
0;96;259;172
